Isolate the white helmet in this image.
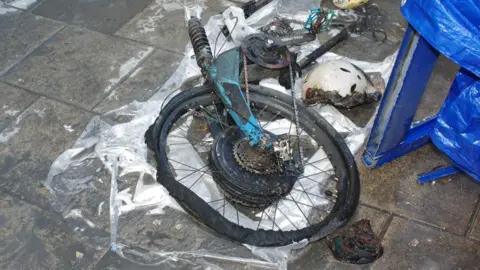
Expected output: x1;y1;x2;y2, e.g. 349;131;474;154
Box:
302;60;368;99
332;0;368;9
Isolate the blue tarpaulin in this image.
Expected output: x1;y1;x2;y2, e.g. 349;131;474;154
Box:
401;0;480;181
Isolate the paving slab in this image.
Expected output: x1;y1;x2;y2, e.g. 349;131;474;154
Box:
289;205;389;270
371;217;480;270
0;12;64;75
32;0;153;34
93;49;183;114
2;26;154;110
414;55;459;122
358;144;480;235
93;250;269;270
0;97;94;209
0;82;37;131
113;207;263;268
0;191;105;269
115;0;230;52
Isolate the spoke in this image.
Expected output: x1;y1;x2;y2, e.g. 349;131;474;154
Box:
288;195;311;226
282;197;331;213
173;167;211;173
299;174;322;185
188;169;210;189
199;106;229;129
211;103;228;131
167;135;193;140
215;198;227;212
171;166;221;174
301;175;336;203
206;198;225;204
235;201;240;225
262;111;281;129
256;211;264;230
261;207;282;231
223;198;226;217
169;160;209;172
161;142;192;146
168;160;222;174
304;156;329;167
299;169;335;180
292;187;335;203
272;202;279;230
305;163;337;181
295;181;317;207
176;170;202;183
254;104;268;120
175;125;212;152
263;196;299;230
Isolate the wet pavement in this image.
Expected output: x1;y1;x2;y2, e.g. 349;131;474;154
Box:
1;0;479;269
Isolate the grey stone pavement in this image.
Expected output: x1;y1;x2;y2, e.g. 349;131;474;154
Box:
0;0;479;269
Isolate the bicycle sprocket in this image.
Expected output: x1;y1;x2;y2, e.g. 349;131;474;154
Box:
233;138;280;175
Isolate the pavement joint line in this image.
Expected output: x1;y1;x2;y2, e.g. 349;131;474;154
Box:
0;91;39;134
465;195;480;238
0;186;61;217
0;23;67;78
0;186;112;265
0;79;102;116
25;0;47;13
359;201;471;239
15;10;186;57
25;9;188;56
359;201;392;215
110;32;186;56
113;1;153;38
90;47;158;111
378;213;393;242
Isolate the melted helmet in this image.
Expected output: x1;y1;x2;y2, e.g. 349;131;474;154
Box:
302;60;368;99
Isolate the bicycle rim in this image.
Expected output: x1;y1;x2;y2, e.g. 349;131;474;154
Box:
147;85;360;246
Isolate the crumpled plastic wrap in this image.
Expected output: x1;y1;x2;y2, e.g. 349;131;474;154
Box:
45;1;397;269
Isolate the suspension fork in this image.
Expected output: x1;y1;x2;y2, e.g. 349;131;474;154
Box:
187;17;270;147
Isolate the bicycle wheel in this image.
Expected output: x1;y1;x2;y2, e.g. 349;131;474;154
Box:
146;84;360;247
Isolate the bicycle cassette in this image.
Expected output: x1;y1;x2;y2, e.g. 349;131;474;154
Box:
242;33;291;69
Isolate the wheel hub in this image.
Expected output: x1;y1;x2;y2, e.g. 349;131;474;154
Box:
209;128;296;207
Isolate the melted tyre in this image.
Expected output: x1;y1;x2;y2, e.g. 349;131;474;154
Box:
146;85;360;247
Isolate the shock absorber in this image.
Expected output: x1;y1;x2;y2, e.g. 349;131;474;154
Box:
188;17;213;68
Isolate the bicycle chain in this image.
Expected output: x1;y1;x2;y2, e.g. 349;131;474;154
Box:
242;45;250;105
288;62;304;168
234;46;304;171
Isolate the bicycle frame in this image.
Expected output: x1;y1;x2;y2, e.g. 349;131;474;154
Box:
188;17;270;147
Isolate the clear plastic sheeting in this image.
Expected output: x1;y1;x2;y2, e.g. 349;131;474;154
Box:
45;1;397;269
